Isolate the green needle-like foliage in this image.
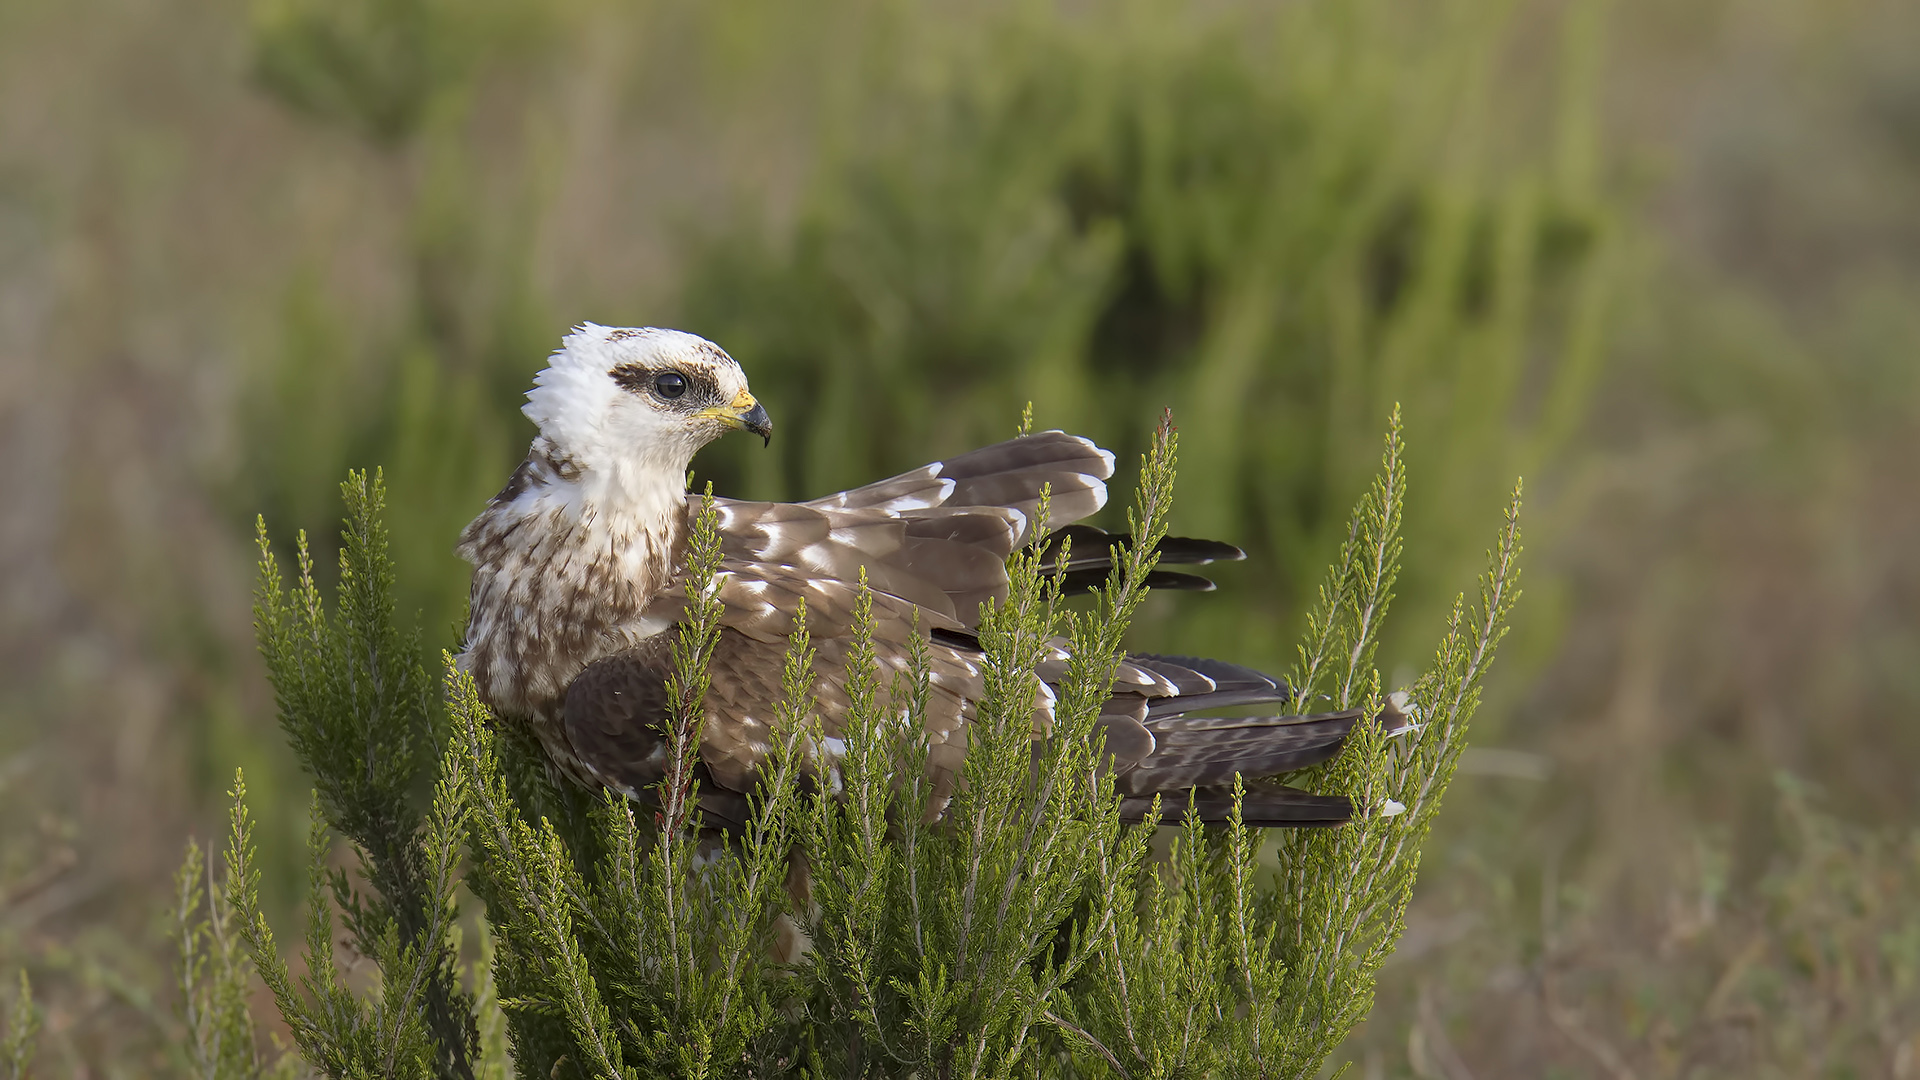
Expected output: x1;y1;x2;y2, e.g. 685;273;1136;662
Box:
786;419;1182;1076
241;469;478;1079
1265;412;1522;1074
1;971;36;1080
172;838;287;1079
224;415;1520;1078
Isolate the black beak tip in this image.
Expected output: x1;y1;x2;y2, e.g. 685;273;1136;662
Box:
742;402;773;447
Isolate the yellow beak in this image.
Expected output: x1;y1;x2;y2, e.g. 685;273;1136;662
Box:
695;389;773;446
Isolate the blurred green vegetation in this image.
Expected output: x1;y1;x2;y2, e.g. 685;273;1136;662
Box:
0;0;1917;1074
677;2;1611;680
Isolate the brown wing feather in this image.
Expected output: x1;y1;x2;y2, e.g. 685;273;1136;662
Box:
802;462;950;512
558;430;1364;830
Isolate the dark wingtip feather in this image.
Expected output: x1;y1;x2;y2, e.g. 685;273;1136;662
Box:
1155;536;1246;565
1131;653;1299;719
1058;568;1219;595
1120;786;1353;828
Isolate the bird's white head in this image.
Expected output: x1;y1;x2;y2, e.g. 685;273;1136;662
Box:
461;325;770;709
523;324;771;495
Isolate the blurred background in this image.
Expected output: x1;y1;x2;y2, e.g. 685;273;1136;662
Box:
2;0;1917;1074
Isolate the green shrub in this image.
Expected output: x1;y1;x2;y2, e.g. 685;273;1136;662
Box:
210;414;1522;1078
676;4;1603;671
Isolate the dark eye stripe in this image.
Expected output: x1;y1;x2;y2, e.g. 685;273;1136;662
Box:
609;363;722;402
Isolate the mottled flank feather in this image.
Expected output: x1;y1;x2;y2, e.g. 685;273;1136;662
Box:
458;325;1376;832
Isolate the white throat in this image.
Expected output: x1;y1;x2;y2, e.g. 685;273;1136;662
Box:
567;440;692;538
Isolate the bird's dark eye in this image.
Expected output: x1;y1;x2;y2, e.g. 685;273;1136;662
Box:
654;371;687;399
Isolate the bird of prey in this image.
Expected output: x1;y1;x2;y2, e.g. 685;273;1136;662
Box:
458;324;1365;830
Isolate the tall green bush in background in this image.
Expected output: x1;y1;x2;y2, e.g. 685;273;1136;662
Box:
220;420;1522;1078
678;2;1607;672
242;0;563;634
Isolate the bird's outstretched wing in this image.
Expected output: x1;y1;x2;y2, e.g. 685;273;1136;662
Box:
560;431;1364;829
